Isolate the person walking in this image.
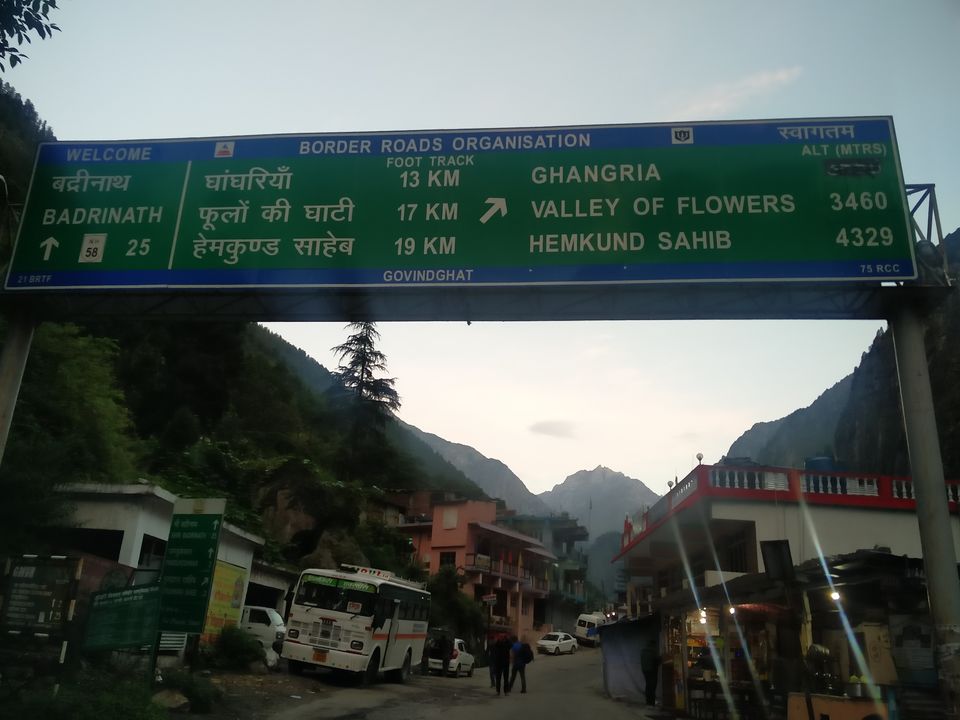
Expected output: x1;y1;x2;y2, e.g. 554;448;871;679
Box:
488;632;497;688
641;637;662;705
508;635;530;694
493;633;512;695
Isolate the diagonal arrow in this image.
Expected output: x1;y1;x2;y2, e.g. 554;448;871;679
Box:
40;236;59;261
479;198;508;224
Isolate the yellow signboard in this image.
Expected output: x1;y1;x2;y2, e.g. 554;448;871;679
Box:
200;560;246;647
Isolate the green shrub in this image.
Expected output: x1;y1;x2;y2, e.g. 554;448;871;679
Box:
2;670;165;720
212;625;264;670
162;668;221;714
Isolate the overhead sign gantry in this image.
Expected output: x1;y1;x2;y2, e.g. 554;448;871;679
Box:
5;117;915;293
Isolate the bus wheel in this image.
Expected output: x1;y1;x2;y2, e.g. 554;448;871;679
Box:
287;659;305;675
362;650;380;685
388;651;412;683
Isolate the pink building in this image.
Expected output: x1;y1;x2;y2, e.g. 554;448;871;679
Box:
401;498;555;640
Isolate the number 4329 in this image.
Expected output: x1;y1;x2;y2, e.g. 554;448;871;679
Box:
835;227;894;247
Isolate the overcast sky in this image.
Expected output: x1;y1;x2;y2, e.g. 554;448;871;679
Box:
8;1;958;495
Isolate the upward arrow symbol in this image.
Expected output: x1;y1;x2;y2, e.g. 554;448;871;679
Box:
40;236;59;261
480;198;508;224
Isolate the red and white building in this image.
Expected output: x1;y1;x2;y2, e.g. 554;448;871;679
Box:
612;461;959;715
615;462;960;606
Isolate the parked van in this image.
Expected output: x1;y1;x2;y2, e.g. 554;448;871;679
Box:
241;605;286;650
575;612;607;646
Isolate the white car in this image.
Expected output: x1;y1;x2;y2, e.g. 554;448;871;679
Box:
427;637;475;677
537;631;578;655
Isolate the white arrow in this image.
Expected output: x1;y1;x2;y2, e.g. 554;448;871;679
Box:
479;197;508;224
40;236;59;261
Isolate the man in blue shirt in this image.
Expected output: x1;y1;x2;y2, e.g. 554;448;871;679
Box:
508;635;529;694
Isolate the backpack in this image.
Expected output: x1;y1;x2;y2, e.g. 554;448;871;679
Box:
521;642;534;664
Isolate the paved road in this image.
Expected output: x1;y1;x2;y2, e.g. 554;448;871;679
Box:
269;646;657;720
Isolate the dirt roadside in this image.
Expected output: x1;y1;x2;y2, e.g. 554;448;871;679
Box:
197;666;455;720
201;669;341;720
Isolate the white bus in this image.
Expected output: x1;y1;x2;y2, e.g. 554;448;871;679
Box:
281;564;430;683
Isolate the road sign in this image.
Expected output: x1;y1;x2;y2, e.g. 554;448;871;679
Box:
0;556;81;637
84;583;160;650
6;117;915;291
158;498;225;634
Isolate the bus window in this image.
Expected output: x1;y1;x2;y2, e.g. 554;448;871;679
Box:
296;574;376;616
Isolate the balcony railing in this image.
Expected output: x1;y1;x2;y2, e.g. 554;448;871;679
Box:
531;577;549;592
465;553;542;584
619;463;960;557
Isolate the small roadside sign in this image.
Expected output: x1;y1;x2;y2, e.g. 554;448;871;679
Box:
84;583;160;650
158;498;225;634
481;594;497;605
0;556;81;637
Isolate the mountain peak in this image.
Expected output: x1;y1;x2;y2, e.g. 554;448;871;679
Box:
539;467;659;540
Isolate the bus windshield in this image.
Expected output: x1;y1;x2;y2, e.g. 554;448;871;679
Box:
295;574;377;616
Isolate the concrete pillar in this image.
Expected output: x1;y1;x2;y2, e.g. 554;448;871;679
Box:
891;303;960;718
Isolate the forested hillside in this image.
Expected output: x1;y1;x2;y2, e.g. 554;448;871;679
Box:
0;85;483;565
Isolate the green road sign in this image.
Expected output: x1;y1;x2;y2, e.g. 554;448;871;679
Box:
5;118;915;291
84;583;160;650
158;498;225;634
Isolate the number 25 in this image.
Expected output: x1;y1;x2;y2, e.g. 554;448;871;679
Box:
126;238;151;256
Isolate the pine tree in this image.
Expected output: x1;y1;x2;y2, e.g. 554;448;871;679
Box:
329;322;402;490
331;322;400;422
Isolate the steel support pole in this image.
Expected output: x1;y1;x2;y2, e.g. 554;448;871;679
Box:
0;314;35;465
891;302;960;717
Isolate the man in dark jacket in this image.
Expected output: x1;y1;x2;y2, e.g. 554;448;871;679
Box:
438;635;453;676
493;634;512;695
641;638;662;705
